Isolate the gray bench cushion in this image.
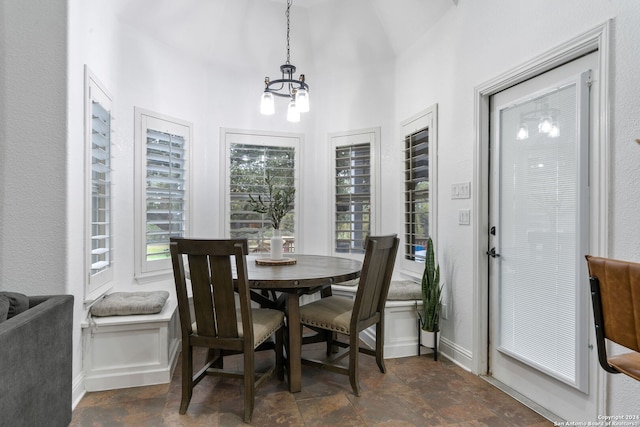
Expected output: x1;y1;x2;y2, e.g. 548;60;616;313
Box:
91;291;170;317
387;280;421;300
334;279;421;301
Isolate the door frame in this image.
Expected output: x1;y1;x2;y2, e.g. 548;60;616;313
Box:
472;21;611;414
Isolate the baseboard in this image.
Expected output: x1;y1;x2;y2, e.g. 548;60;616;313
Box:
84;365;175;391
72;372;86;410
438;336;473;370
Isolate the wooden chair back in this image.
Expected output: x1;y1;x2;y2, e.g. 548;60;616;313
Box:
171;238;252;352
352;235;400;331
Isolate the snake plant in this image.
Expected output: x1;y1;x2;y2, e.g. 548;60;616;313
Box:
419;237;443;332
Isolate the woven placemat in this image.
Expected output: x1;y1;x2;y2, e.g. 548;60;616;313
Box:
255;257;297;266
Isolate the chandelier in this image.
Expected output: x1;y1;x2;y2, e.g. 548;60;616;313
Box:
260;0;309;123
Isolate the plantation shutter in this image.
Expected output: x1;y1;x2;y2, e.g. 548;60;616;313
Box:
335;143;371;254
404;128;430;262
145;129;186;261
91;99;112;275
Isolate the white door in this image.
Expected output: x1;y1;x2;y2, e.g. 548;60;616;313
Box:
488;53;599;421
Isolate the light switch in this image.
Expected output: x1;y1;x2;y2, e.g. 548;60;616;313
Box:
459;182;470;198
451;184;459;198
452;182;471;199
458;209;470;225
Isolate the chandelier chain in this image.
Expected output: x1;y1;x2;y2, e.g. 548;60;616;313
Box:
286;0;292;64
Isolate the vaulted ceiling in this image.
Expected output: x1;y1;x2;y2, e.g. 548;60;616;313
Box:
109;0;455;73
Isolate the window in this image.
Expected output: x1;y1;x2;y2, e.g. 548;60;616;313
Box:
85;67;113;300
404;129;430;262
135;108;192;280
222;130;301;253
401;106;437;275
335;144;370;254
330;128;379;257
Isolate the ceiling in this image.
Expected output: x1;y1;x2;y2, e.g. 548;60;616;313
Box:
109;0;455;72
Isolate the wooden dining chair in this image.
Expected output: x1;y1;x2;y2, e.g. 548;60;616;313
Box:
585;255;640;381
298;234;399;395
170;238;285;423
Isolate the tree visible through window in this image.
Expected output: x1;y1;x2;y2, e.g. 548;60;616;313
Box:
229;144;296;253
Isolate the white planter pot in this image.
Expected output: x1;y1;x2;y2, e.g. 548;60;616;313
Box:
420;329;439;347
419;329;440;360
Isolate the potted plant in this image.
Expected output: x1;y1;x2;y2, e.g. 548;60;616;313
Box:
417;236;443;358
248;171;295;259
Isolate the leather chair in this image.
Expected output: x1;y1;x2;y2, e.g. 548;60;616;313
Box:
170;238;285;423
585;255;640;381
299;234;400;395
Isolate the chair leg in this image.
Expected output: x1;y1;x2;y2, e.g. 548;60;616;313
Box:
349;333;361;396
325;330;335;356
375;320;386;373
276;327;284;381
179;344;193;414
243;349;256;423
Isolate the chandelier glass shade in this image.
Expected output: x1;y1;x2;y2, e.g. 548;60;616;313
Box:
260;0;309;122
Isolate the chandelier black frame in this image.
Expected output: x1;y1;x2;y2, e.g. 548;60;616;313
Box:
260;0;309;121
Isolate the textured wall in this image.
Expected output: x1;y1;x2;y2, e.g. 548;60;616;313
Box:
0;1;68;295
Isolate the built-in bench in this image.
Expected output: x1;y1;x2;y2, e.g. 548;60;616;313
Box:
81;298;180;391
331;279;424;358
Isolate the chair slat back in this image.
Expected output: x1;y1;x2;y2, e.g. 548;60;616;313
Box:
586;255;640;352
352;235;399;327
171;238;251;344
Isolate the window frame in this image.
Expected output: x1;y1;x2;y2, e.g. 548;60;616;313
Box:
221;129;302;251
84;66;114;301
329;127;380;259
134;107;193;282
399;105;438;276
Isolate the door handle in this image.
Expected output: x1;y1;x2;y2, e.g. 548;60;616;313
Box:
486;247;500;258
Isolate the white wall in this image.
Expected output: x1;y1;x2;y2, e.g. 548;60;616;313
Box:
394;0;640;415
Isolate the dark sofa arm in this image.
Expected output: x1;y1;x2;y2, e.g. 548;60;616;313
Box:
0;294;74;427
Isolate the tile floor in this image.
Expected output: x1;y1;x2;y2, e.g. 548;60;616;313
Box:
71;344;554;426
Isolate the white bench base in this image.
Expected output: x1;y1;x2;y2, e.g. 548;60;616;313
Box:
331;285;423;358
81;299;180;391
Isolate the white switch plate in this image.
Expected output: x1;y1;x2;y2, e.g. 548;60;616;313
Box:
458;209;470;225
451;182;471;199
459;182;470;198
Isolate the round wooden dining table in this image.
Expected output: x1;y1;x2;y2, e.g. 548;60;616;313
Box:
246;254;362;392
